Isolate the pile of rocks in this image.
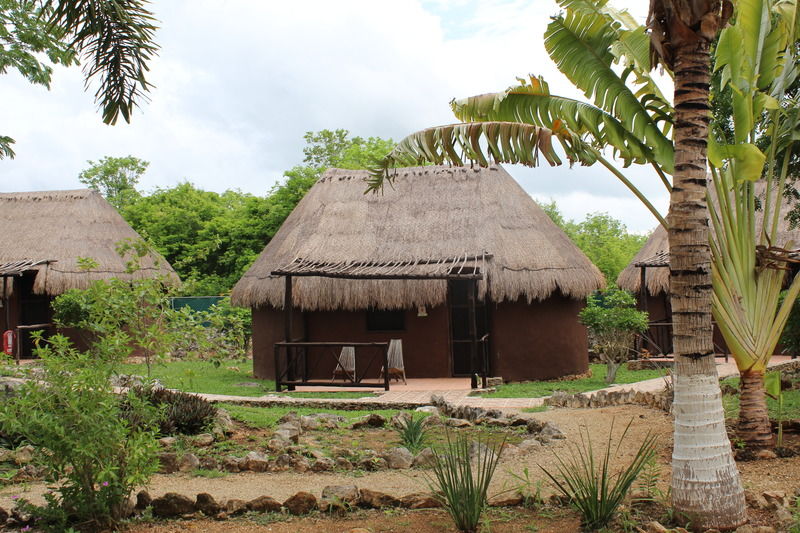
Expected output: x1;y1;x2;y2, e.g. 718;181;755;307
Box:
545;388;672;412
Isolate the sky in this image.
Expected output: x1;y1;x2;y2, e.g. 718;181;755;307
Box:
1;0;667;234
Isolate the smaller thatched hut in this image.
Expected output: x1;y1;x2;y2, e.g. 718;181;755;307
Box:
617;181;799;355
233;165;605;384
0;189;178;357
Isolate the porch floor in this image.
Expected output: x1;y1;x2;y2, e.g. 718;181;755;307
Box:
291;377;472;393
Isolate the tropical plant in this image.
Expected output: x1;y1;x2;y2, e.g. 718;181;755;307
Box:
125;386;217;436
541;420;657;530
0;0;158;159
0;334;161;531
579;288;649;384
706;1;800;451
395;414;429;453
765;370;786;448
367;0;746;527
426;433;504;533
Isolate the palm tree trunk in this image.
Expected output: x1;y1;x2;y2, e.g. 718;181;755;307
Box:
668;39;746;530
738;370;773;450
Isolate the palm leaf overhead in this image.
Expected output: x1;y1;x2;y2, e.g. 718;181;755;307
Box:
451;76;658;169
545;5;674;172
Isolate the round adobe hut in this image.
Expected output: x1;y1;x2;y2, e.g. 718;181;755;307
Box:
232;165;605;382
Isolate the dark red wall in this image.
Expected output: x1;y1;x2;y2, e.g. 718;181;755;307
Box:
489;296;589;381
252;295;592;382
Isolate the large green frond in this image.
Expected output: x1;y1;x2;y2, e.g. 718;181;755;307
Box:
545;8;674;172
366;121;594;192
451;76;655;167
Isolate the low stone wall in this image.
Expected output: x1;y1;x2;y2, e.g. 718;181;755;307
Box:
545;388;673;412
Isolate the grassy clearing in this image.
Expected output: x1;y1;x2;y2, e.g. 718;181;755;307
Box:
721;377;800;420
115;359;377;399
217;403;403;429
483;364;667;398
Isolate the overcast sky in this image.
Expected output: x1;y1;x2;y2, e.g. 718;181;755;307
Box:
2;0;667;234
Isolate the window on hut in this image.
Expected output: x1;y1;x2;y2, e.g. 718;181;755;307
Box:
366;309;405;331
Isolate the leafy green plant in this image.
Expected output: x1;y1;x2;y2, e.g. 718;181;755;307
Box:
0;335;161;532
508;467;544;509
126;386;217;436
426;432;504;533
579;288;649;384
395;414;429;453
540;419;657;531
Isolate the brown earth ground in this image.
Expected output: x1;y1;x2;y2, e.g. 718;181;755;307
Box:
3;405;800;532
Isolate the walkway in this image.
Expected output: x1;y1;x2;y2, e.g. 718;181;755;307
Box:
199;356;797;411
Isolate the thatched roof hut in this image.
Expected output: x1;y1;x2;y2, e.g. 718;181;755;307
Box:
233;165;604;310
0;189;178;295
234;165;604;383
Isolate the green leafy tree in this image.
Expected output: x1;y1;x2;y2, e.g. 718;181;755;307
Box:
579;288;648;384
1;0;158;159
78;155;147;210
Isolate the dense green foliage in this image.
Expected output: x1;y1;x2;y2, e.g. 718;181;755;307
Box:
540;201;648;285
81;129;393;295
395;414;429;453
0;335;161;531
781;292;800;357
126;386;217;436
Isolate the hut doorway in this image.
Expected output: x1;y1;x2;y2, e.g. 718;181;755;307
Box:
448;279;488;377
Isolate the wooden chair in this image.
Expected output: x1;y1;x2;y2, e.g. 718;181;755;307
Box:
332;346;355;381
381;339;406;384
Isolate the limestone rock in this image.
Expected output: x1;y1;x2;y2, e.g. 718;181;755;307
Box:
445;418;472;428
321;485;359;513
247;495;281;513
199;456;218;470
761;490;787;509
283;491;317;515
224;498;248;516
358;456;387;471
489;493;524;507
291;455;311;472
350;413;387;429
390;412;412;429
267;438;287;452
135;490;152;511
382;447;413;469
525;419;546;434
244;451;270;472
412;448;436;468
273;429;297;444
276;421;302;441
13;445;34;465
212;408;235;438
0;448;13;463
358;488;400;508
193;433;214;447
0;505;8;524
644;521;669;533
756;449;778;460
335;457;354;470
422;415;443;427
278;411;299;424
415;406;440;416
151;493;195;518
158;452;179;474
745;490;769;510
178;453;200;473
274;454;293;470
222;455;243;472
400;492;442;509
299;415;320;431
311;457;335;472
158;436;177;447
735;526;776;533
195;493;220;516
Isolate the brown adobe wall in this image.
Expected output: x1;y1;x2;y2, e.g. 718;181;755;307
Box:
489;295;589;381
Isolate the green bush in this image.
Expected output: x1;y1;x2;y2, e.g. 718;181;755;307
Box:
541;419;657;530
780;292;800;357
426;433;504;533
580;288;649;384
0;335;161;531
127;386;217;436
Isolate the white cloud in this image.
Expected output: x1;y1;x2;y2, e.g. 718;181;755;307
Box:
1;0;667;233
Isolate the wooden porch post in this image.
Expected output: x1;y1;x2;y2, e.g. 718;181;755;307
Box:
284;275;295;390
468;278;478;389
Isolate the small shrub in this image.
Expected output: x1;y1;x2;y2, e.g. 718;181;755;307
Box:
426;432;504;533
540;419;657;531
127;386;217;436
0;335;160;532
396;414;429;453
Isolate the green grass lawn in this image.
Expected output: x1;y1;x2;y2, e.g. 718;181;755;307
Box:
116;359;377;399
721;377;800;420
483;363;667;398
217;403;402;428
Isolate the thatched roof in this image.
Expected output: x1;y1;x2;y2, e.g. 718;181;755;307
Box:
617;180;799;295
0;189;178;295
232;165;605;311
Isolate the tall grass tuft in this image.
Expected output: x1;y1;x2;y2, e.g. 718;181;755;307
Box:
540;419;657;530
426;432;504;533
395;414;429;453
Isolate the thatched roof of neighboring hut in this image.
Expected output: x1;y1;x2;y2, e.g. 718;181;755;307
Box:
232;165;605;311
0;189;178;295
617;180;799;295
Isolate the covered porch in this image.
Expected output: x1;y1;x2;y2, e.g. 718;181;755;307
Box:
271;254;492;391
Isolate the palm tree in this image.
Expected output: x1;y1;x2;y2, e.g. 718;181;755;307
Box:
368;0;747;528
1;0;158;158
